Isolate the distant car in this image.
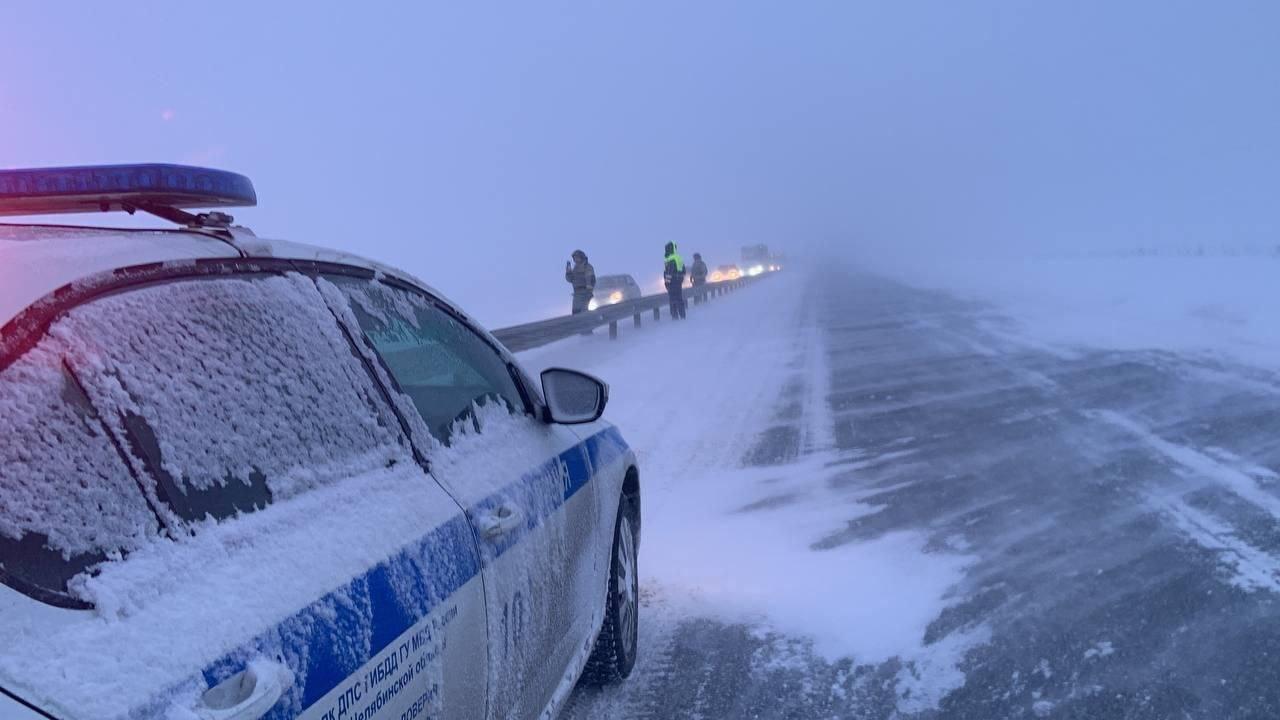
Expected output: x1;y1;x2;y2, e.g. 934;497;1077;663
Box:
709;264;742;282
588;274;643;311
0;164;641;720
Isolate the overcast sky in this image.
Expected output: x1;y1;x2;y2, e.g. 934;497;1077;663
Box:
4;2;1278;325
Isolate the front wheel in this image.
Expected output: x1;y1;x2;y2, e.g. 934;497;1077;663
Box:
582;497;639;685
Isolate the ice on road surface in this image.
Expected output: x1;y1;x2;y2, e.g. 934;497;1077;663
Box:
526;263;1280;719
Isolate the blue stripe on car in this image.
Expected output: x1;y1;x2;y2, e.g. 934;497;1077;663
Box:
464;435;599;561
582;426;628;476
194;513;480;720
138;428;627;719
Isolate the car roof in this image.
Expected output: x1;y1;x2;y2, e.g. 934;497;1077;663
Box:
0;223;455;328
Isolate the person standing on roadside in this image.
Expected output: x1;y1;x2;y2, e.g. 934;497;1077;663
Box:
690;253;709;287
565;250;595;315
663;242;687;319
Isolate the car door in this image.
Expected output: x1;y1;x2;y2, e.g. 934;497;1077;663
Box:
319;273;602;720
0;269;488;720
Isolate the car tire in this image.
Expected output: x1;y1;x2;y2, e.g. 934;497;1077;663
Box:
582;495;639;685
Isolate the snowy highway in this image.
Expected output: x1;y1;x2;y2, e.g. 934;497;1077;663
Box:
522;265;1280;719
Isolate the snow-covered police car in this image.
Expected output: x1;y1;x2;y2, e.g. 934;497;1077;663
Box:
0;165;640;720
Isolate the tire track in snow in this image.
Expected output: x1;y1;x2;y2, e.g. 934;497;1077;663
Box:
1089;409;1280;592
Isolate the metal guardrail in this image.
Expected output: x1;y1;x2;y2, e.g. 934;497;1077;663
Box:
493;274;772;352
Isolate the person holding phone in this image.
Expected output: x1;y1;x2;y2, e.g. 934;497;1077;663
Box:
565;249;596;315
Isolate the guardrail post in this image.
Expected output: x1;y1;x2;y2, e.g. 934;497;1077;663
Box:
609;320;618;340
653;307;661;321
633;312;641;328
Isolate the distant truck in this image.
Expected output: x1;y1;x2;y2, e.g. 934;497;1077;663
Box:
740;244;772;276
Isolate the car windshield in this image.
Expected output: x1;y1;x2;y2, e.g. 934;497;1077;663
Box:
597;275;629;288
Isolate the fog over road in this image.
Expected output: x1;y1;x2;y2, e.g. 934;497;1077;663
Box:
563;266;1280;720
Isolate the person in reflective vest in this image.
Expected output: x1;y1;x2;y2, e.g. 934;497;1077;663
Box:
663;242;687;320
565;249;596;315
690;253;709;287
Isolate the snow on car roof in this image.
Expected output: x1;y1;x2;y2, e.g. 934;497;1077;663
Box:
0;224;458;329
0;225;240;326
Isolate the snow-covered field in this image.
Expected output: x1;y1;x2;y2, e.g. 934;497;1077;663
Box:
519;269;975;707
870;255;1280;369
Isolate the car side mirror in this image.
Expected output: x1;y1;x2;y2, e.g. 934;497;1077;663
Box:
541;368;609;424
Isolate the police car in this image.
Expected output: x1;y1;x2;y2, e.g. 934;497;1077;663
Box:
0;165;641;720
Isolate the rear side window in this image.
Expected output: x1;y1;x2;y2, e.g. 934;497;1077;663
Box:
0;343;158;601
0;271;412;605
323;276;524;443
61;273;411;526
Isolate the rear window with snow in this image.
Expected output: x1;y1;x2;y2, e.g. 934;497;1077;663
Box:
324;276;525;443
0;344;158;602
1;272;417;603
57;273;412;527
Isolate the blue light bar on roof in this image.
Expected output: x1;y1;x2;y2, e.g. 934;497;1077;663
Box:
0;163;256;217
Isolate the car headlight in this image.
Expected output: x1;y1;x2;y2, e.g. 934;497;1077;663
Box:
610;291;623;303
747;265;765;276
587;299;599;311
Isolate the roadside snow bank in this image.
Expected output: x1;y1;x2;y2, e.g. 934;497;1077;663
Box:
870;256;1280;367
640;453;973;663
519;275;800;483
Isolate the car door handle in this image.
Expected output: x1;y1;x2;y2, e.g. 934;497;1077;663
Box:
480;503;524;539
186;659;292;720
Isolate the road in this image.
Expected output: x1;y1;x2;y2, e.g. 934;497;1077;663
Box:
562;265;1280;719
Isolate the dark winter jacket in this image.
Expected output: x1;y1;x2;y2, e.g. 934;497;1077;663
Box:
566;261;596;297
690;259;708;284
